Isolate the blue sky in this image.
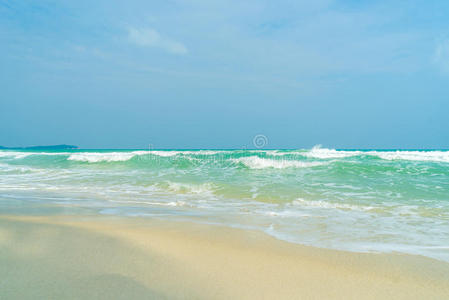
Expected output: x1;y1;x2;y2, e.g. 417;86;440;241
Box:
1;0;448;149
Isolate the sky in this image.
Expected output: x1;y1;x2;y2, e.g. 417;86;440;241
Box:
0;0;448;149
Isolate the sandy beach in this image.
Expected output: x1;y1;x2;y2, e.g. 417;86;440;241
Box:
1;215;448;299
3;0;449;298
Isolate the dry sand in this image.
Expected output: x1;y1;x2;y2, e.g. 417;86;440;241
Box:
0;215;448;299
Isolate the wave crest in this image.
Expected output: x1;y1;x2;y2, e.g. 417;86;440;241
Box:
233;156;325;169
303;146;361;159
303;146;449;163
67;152;141;162
371;151;449;163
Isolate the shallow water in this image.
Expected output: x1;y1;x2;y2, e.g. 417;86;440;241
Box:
1;147;448;261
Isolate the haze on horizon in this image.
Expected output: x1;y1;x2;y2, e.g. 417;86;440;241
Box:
1;0;448;149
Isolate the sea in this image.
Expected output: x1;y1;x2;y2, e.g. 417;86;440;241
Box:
1;146;448;261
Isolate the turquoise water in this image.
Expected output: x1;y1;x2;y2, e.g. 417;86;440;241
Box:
1;147;448;261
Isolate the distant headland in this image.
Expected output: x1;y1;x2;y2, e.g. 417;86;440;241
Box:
0;144;78;150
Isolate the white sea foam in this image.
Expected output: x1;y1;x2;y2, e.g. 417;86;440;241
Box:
290;198;375;211
303;146;361;159
67;152;139;162
0;151;75;159
67;150;215;161
165;181;216;195
265;150;297;156
149;150;223;157
0;151;34;159
233;156;325;169
148;151;181;157
302;146;449;163
108;199;188;207
367;150;449;163
0;149;223;163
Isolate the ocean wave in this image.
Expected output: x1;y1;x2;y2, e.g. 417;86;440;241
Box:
148;151;181;157
302;146;449;163
149;150;223;157
67;150;226;162
67;151;186;162
265;150;303;156
368;151;449;163
0;151;31;159
67;152;140;162
302;146;361;159
233;156;326;169
3;148;449;164
0;151;66;160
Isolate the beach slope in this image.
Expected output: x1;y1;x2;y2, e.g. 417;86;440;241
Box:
1;215;448;299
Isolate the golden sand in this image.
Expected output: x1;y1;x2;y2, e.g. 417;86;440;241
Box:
0;215;448;299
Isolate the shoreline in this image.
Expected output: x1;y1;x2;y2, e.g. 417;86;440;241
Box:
1;214;448;299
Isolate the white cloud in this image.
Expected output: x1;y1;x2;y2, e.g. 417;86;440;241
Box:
434;40;449;72
128;27;188;55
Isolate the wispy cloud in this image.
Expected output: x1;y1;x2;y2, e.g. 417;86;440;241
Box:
128;27;187;55
434;40;449;72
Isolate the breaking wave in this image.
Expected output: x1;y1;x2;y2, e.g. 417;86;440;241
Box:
67;152;143;162
1;148;449;164
303;146;449;163
233;156;326;169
